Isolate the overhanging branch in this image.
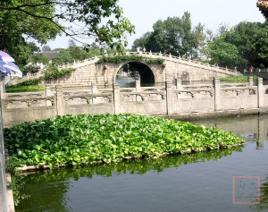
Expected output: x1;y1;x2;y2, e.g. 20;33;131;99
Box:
10;7;95;45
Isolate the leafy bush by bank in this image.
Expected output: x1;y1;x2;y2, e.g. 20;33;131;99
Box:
4;114;243;170
97;55;165;66
43;66;75;81
11;78;43;87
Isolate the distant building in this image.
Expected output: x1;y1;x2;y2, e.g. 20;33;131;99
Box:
34;50;60;61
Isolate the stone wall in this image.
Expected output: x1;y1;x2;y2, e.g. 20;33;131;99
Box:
3;77;268;127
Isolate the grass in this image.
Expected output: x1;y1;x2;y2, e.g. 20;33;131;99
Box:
5;85;45;93
220;75;257;83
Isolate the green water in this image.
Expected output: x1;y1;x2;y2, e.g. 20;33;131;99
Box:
15;115;268;212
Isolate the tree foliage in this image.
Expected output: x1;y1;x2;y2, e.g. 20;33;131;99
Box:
207;37;246;68
132;12;206;58
207;22;268;69
41;45;51;52
52;46;101;65
0;0;134;66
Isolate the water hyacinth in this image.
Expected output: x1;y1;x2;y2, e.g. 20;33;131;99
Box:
4;114;244;170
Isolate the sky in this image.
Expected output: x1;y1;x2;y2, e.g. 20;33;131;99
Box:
47;0;265;49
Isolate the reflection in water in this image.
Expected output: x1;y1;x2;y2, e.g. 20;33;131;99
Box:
260;178;268;210
16;147;241;211
14;174;69;212
192;115;268;148
251;177;268;212
15;115;268;212
116;78;135;88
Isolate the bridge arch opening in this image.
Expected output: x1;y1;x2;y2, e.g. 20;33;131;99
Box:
116;62;155;87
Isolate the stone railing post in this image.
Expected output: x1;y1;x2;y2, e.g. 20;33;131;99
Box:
135;79;141;92
166;81;176;115
176;77;182;90
249;76;254;86
113;83;120;114
91;82;98;94
0;81;5;100
258;77;264;108
56;85;65;116
45;85;53;97
213;77;221;111
0;78;8;212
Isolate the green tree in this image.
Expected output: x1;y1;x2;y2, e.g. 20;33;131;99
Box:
132;32;151;51
207;21;268;68
52;46;101;65
41;45;51;52
0;0;134;66
207;37;246;68
0;0;60;66
132;12;206;58
30;54;49;65
68;40;76;48
217;24;230;36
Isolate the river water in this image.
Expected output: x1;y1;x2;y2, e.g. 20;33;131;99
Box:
16;115;268;212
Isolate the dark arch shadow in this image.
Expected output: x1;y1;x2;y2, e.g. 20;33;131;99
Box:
116;62;155;87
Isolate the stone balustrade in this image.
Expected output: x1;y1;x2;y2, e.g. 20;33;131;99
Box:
2;77;268;127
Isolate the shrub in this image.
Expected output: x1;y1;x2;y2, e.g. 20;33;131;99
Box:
43;66;75;81
15;78;43;86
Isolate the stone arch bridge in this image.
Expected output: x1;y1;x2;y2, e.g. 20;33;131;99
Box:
52;52;240;86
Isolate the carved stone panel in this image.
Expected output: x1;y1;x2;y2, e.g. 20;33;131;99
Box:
147;93;164;101
177;91;194;99
30;99;53;107
67;97;88;106
6;101;28;109
92;96;111;104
